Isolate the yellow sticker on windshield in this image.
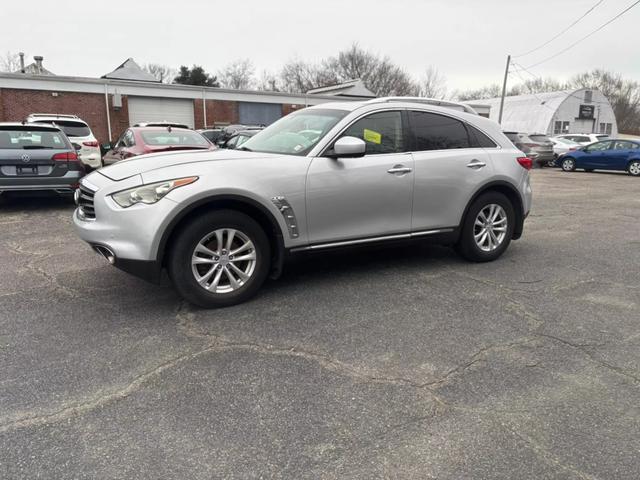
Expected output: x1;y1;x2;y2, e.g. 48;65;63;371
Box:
363;129;382;144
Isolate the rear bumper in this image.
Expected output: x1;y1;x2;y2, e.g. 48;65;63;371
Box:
79;152;101;169
0;171;83;192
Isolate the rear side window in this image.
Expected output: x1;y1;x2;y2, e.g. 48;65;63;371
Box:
408;111;469;150
341;111;405;154
529;134;550;143
33;120;90;138
0;128;68;149
467;125;497;148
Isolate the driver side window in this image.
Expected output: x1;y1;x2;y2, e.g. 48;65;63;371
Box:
340;111;404;155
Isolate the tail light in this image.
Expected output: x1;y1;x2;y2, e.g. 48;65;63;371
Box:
52;152;79;162
83;141;99;147
569;147;576;151
517;157;533;170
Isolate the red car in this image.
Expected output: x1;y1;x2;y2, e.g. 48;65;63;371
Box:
102;127;216;166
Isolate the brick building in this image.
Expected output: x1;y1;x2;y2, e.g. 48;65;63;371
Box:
0;70;367;144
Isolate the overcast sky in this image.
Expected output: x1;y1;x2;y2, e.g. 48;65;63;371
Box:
3;0;639;92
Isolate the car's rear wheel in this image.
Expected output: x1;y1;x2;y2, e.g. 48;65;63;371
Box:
628;160;640;177
456;192;515;262
561;158;576;172
168;210;270;308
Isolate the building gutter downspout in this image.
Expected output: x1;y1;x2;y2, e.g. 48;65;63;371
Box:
202;88;207;128
104;82;112;142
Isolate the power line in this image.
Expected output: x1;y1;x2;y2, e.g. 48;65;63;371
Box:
525;0;640;69
513;0;605;58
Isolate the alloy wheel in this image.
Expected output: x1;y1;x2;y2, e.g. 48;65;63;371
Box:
629;161;640;176
562;159;575;171
191;228;257;293
473;204;508;252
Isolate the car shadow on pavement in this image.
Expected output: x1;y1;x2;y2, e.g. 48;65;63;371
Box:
0;192;75;212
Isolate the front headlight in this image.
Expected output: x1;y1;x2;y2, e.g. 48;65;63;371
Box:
111;177;198;208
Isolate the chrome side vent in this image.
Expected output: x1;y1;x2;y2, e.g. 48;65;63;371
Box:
271;196;299;239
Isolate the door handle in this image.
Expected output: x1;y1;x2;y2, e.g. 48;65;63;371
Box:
387;164;412;175
466;159;487;169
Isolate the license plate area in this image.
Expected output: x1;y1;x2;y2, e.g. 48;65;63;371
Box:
17;166;38;175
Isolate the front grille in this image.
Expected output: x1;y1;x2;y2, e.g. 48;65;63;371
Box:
77;185;96;220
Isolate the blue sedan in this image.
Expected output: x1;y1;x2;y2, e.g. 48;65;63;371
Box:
559;139;640;176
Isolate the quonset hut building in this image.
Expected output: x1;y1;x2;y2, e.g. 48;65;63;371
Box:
483;88;618;137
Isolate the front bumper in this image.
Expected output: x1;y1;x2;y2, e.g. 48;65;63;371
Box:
73;173;179;280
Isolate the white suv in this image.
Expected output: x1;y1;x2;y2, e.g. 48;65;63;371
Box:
73;98;532;308
25;114;102;169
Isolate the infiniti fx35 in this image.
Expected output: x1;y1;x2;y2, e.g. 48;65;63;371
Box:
73;98;533;308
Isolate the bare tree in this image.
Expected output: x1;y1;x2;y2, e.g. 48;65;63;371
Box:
218;59;256;90
278;44;419;96
256;70;280;92
1;51;22;73
418;66;447;98
456;84;503;101
143;63;175;83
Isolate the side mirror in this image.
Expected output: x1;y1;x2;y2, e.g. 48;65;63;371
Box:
331;136;366;158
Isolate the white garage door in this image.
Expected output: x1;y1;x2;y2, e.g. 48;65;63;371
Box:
128;96;195;128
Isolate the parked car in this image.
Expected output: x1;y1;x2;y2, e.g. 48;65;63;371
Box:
217;124;264;146
0;123;84;195
25;113;101;170
558;139;640;176
549;137;580;165
554;133;610;145
198;128;224;144
74;98;532;308
102;127;216;165
133;122;191;129
220;130;259;149
503;132;553;168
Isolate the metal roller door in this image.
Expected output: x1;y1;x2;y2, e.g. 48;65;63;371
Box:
238;102;282;126
128;97;195;128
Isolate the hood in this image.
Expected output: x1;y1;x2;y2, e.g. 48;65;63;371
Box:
98;149;278;181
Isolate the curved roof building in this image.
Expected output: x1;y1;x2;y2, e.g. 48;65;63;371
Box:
483;88;617;136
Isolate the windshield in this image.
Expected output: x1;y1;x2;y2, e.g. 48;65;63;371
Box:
596;135;610;141
240;108;349;156
0;128;69;149
33;120;90;138
141;130;210;147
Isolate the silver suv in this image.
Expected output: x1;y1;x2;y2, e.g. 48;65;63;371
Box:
73;98;532;308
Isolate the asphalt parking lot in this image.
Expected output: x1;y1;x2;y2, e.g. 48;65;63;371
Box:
0;169;639;479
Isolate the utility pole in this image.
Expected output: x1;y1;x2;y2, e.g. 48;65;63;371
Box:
498;54;511;125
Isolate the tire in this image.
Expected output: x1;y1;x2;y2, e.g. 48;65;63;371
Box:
585;169;594;173
168;210;271;308
456;191;515;263
628;160;640;177
561;157;576;172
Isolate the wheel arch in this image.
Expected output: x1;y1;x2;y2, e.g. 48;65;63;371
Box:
158;195;286;279
459;180;526;240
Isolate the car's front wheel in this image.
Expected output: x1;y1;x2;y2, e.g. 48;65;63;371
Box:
561;158;576;172
168;210;271;308
456;192;515;262
628;160;640;177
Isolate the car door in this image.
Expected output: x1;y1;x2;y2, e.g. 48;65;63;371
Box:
612;141;636;170
103;130;135;164
306;110;413;244
581;141;613;169
408;110;494;230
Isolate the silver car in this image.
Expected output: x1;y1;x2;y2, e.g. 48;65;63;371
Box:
73;98;533;308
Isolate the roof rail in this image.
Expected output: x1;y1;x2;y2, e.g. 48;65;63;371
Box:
27;113;80;119
364;97;478;115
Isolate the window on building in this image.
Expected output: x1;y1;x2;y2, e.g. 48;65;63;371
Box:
605;123;613;135
407;111;470;151
584;90;593;103
554;121;562;135
562;121;570;133
599;123;606;133
341;111;405;154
